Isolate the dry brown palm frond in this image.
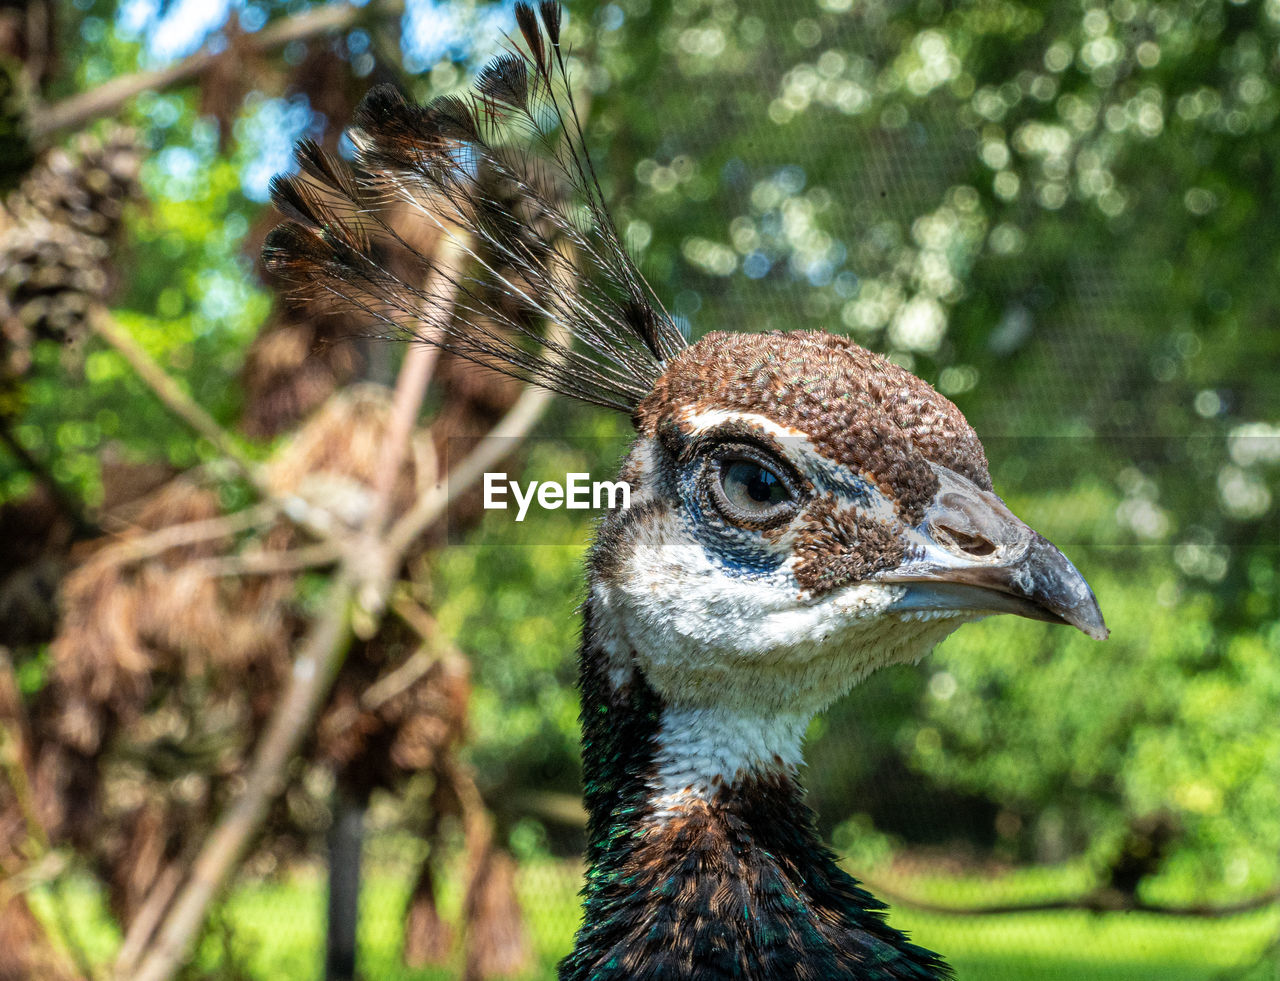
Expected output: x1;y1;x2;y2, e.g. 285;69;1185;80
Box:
49;480;223;747
238;313;363;439
0;894;76;981
52;557;146;752
265;382;432;527
403;857;455;967
462;846;530;981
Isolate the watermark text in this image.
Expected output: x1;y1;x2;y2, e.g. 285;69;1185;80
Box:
483;472;631;521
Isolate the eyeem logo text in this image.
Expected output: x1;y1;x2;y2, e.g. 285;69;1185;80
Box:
483;472;631;522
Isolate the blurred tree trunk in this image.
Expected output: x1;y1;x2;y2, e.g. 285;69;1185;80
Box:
325;787;365;981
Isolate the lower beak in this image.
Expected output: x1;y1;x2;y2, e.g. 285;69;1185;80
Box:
877;468;1108;641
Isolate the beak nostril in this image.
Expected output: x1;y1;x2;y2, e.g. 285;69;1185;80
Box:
935;525;998;558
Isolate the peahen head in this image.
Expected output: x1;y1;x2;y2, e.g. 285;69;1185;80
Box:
586;328;1105;804
263;4;1107;976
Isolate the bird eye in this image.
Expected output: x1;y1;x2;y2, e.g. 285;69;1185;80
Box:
708;451;798;527
723;460;788;508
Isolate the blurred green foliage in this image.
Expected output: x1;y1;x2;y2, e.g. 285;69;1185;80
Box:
8;0;1277;905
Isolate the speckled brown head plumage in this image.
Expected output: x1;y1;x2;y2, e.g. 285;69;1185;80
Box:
638;330;990;523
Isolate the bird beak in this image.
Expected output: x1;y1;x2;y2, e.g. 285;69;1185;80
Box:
877;466;1108;640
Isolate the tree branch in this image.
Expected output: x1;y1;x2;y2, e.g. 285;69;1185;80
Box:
383;323;570;558
349;342;438;634
89;309;262;488
90;500;280;568
193;540;342;578
29;1;405;140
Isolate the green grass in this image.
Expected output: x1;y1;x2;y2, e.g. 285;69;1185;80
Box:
30;858;1280;980
896;908;1277;981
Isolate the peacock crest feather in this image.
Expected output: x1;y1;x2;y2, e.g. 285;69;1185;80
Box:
263;0;686;414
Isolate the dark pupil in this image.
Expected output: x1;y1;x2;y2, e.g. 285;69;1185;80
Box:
745;466;779;502
725;460;786;507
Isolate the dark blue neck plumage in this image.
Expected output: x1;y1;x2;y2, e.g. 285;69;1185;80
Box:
560;606;951;981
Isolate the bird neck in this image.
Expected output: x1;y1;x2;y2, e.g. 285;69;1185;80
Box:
562;603;950;981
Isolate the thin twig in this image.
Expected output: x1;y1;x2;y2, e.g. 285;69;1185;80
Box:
30;1;405;140
364;227;458;533
194;540;341;578
113;866;182;976
360;597;467;712
359;647;436;713
83;500;279;569
88;309;262;488
388;591;443;646
0;417;97;536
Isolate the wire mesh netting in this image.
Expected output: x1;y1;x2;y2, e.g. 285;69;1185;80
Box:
3;0;1278;979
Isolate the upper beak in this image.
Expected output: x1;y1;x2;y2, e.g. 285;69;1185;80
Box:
877;466;1108;640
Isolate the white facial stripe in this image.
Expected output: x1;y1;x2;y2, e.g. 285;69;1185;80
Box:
679;406;821;462
681;406;813;442
648;704;808;818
